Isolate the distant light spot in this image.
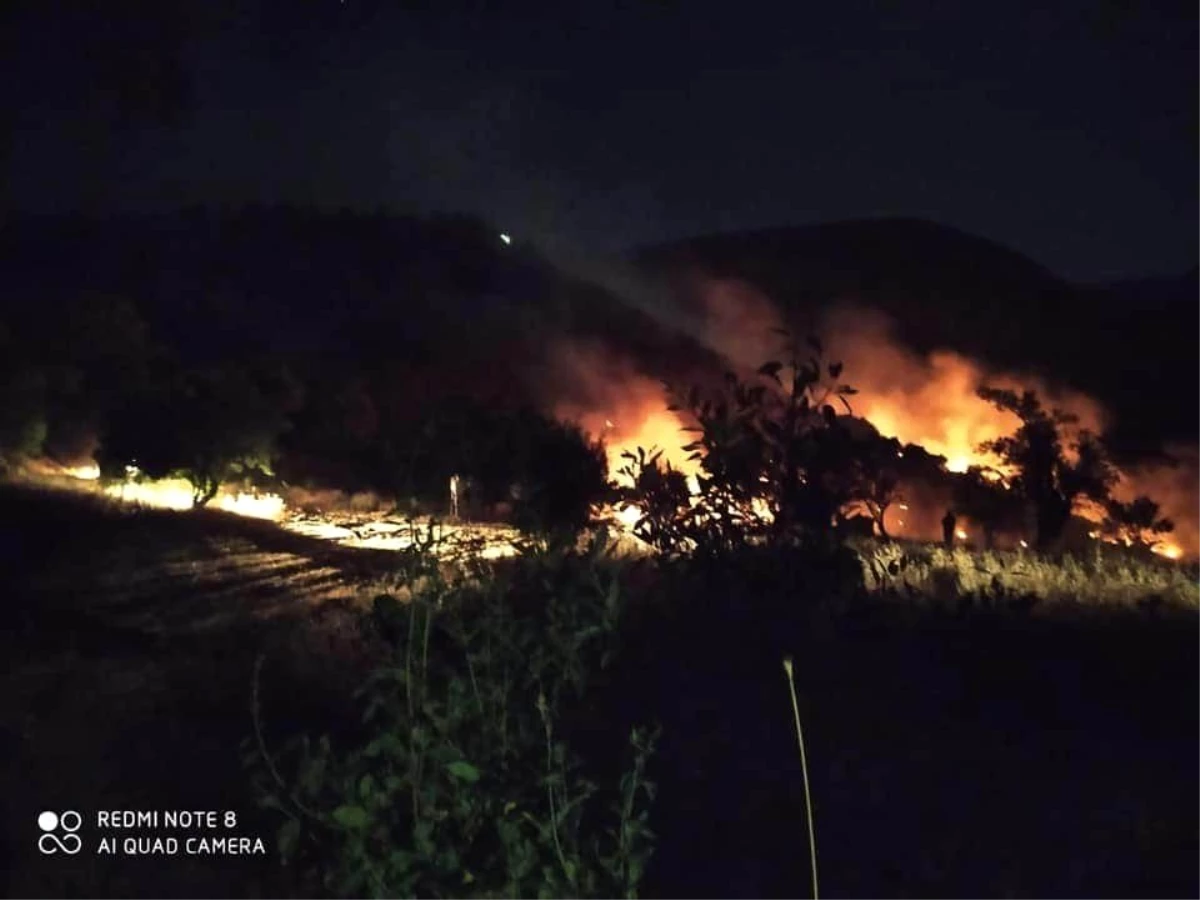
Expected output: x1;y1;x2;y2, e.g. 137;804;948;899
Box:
499;233;512;245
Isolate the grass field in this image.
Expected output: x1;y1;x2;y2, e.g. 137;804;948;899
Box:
2;481;1196;897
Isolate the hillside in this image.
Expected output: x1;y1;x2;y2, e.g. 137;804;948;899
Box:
2;209;1193;491
0;208;722;427
636;218;1198;457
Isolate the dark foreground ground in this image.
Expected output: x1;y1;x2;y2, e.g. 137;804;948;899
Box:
1;483;1196;898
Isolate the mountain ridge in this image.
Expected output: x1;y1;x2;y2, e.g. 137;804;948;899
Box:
632;216;1198;457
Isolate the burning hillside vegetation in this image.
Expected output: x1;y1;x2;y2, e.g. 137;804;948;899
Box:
542;276;1194;560
14;271;1195;563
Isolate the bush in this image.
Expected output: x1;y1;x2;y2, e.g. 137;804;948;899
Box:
507;412;609;538
618;334;862;559
245;532;658;898
98;362;289;506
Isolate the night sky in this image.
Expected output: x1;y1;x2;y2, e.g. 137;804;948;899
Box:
3;0;1196;281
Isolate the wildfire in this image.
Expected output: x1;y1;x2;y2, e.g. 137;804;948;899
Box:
217;492;286;520
548;339;698;486
673;279;1199;555
47;464;286;521
33;277;1200;566
616;504;641;527
101;478;286;520
945;456;972;475
822;307;1107;478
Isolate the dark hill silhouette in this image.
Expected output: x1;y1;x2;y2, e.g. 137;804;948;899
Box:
2;210;1191;467
0;208;724;419
635;218;1198;457
634;217;1074;356
637;216;1065;301
1099;266;1199;310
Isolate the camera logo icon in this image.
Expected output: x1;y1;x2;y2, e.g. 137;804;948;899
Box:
38;811;83;855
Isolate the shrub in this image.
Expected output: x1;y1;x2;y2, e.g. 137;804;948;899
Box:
619;334;859;559
245;531;658;898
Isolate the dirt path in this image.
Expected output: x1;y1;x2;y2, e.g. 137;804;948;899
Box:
1;484;392;897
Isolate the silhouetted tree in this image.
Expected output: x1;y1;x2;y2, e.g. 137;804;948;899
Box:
506;411;609;537
849;434;902;538
616;447;694;553
1101;496;1175;550
622;334;858;556
383;399;608;535
838;430;943;539
98;362;290;506
952;465;1024;549
42;293;160;460
977;387;1117;550
0;370;48;470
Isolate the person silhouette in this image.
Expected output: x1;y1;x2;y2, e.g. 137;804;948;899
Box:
942;509;957;549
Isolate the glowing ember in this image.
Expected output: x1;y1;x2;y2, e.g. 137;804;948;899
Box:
99;477;285;520
281;514;524;560
214;492;285;520
955;529;968;541
616;505;641;527
107;479;194;510
945;456;971;474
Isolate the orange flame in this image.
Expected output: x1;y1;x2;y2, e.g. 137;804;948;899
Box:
819;304;1108;474
548;339;698;485
568;276;1197;559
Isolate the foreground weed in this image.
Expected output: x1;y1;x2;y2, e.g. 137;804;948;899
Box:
782;655;820;900
244;534;658;898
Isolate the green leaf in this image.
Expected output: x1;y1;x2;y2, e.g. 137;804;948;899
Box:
332;805;370;829
446;760;482;783
277;818;301;861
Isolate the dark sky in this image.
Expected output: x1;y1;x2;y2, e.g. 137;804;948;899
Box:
3;0;1196;281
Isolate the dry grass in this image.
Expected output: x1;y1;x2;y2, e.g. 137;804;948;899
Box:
854;538;1200;609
